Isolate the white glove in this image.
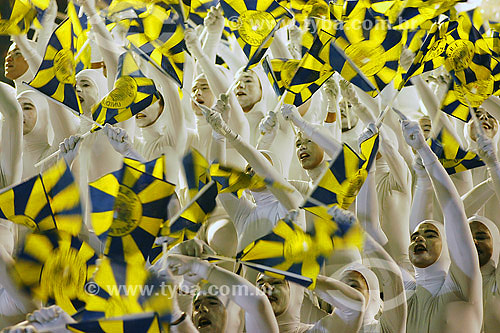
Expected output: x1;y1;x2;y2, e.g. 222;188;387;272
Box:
170;239;216;258
1;325;37;333
184;28;204;59
204;6;224;35
327;205;357;225
339;79;358;103
103;124;131;155
213;93;230;115
476;134;498;166
323;76;340;104
281;104;301;121
412;156;427;178
358;122;378;148
206;96;238;141
259;110;278;135
166;254;212;280
59;135;82;166
401;120;426;151
27;305;75;333
77;0;97;16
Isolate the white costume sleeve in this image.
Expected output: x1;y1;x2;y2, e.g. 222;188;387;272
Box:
409;162;433;231
188;260;279;332
364;236;407;333
462;179;495;217
417;142;482;303
12;35;42;77
34;0;57;55
310;275;365;333
195;53;250;142
0;83;23;186
229;135;303;210
482;96;500;121
285;111;343;160
357;168;388;246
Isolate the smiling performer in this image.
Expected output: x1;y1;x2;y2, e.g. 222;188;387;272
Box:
401;120;482;333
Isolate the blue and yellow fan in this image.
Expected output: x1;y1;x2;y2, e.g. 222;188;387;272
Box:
0;159;82;236
92;52;159;130
10;230;98;315
26;18;82;115
302;133;379;219
0;0;37;35
67;312;161;333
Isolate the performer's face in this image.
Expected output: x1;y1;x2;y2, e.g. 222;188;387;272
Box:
135;97;163;128
418;116;432;140
340;270;370;304
76;77;99;112
5;43;29;80
191;77;214;116
339;98;359;132
17;97;37;135
469;221;494;267
409;223;443;268
295;132;324;170
469;108;498;140
234;69;262;112
192;294;227;333
257;274;290;316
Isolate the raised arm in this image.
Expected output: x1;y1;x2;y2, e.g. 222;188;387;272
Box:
184;29;250;142
200;6;224;64
205;99;303;210
79;0;120;87
0;83;23;186
312;275;365;333
409;157;434;231
34;0;58;55
281;104;343;160
166;254;279;332
402;120;481;303
462;179;495;217
12;35;42;77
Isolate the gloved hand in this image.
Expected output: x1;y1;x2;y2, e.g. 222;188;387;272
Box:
339;79;358;103
327;205;357;225
170;239;216;258
259;110;278;135
281;104;301;121
184;28;204;60
476;133;498;166
323;76;340;105
166;254;213;281
204;6;224;35
401;120;426;151
59;135;82;166
358;123;378;148
205;96;238;141
103;124;131;155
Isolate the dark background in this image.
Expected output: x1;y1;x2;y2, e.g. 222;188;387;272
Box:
0;0;69;86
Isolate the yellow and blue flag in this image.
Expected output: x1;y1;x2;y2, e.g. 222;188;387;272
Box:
332;3;403;96
89;157;175;264
398;19;459;90
92;52;159;129
126;3;187;87
188;0;218;25
302;133;379;219
124;156;166;181
262;56;300;97
26;18;82;115
428;127;484;175
237;213;362;289
67;0;91;74
82;258;149;319
182;148;211;199
0;159;82;236
0;0;36;35
67;312;161;333
10;230;98;315
220;0;293;69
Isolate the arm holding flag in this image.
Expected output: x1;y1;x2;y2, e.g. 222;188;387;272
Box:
12;35;42;77
103;124;145;162
281;104;343;160
34;0;58;56
205;100;302;211
0;83;23;187
166;254;279;332
402;120;482;306
409;157;434;231
185;29;250;143
79;0;119;86
201;6;225;64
